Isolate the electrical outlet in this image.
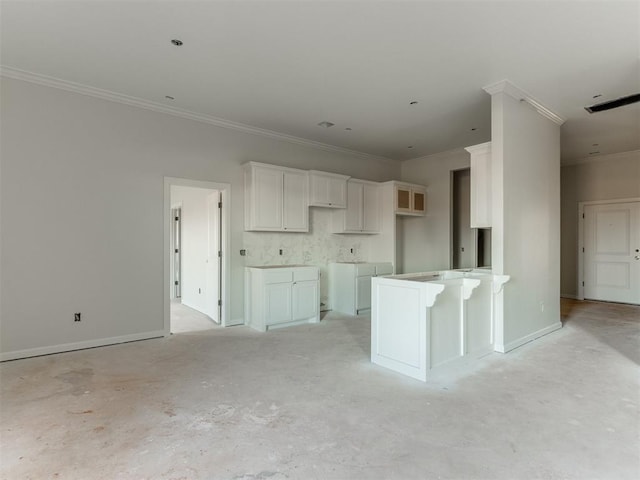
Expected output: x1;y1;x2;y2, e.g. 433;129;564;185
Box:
199;288;202;294
279;249;283;255
74;313;81;322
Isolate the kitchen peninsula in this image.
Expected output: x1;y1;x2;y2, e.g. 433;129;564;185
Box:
371;269;509;381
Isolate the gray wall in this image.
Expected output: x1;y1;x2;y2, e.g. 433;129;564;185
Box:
0;78;400;358
491;90;561;351
399;149;471;273
560;151;640;297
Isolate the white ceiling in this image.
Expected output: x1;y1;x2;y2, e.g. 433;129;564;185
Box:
1;1;638;162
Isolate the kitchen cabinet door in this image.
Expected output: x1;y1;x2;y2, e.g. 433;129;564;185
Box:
332;179;380;234
250;165;284;230
292;281;318;321
283;170;308;231
245;162;309;232
393;182;427;216
344;180;364;231
265;283;292;325
362;182;380;232
355;275;372;312
309;171;348;208
465;142;492;228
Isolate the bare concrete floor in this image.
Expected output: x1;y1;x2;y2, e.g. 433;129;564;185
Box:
1;299;638;480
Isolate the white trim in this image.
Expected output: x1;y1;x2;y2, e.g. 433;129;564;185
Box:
405;146;469;164
483;79;565;126
0;331;165;362
0;65;396;165
577;197;640;301
562;149;640;167
464;142;491;155
494;322;562;353
164;177;234;332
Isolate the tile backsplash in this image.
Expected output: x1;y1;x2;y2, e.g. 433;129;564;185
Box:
243;208;369;308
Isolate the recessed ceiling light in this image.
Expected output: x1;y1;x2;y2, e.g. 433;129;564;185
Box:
471;128;477;131
410;101;418;105
317;121;335;128
345;127;352;131
592;143;599;147
589;151;600;155
592;94;602;99
407;146;414;149
171;39;183;46
165;95;175;100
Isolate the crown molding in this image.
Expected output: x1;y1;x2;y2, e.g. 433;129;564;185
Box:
0;65;397;165
562;149;640;166
404;146;470;164
483;79;565;126
464;142;491;155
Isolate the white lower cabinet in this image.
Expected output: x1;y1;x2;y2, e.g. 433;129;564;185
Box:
245;266;320;331
329;262;393;315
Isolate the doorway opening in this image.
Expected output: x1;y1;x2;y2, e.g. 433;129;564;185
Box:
451;168;492;269
452;168;475;269
164;178;231;334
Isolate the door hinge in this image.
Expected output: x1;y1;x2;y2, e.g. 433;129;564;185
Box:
218;250;222;257
582;247;584;253
175;248;179;253
174;281;179;285
582;213;585;219
175;216;179;221
218;300;222;306
582;281;585;286
218;202;222;209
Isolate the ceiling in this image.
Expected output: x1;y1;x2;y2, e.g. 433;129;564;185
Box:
1;1;638;163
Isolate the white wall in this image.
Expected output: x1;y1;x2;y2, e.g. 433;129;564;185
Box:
491;90;562;352
560;151;640;297
399;149;471;273
0;77;400;359
170;186;215;315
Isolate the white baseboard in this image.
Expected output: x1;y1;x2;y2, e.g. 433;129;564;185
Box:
560;293;578;299
0;330;167;362
494;321;563;353
227;317;245;327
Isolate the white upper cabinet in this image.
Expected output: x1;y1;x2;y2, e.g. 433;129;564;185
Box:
308;170;349;208
392;181;427;216
464;142;492;228
333;179;380;234
283;170;308;231
244;162;309;232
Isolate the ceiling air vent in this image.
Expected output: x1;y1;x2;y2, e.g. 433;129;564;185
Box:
585;93;640;113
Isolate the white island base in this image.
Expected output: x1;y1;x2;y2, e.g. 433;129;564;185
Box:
371;270;509;382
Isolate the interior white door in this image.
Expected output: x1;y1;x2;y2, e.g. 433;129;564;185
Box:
584;201;640;304
205;192;221;323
